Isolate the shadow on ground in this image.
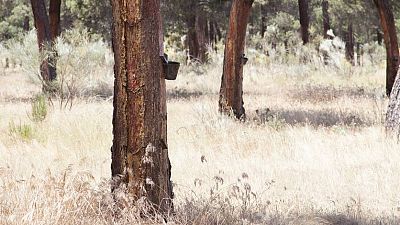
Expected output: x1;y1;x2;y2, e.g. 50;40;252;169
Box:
287;85;383;103
167;88;205;100
253;107;374;127
266;214;399;225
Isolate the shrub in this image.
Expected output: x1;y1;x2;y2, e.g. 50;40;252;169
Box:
9;121;35;141
30;94;48;122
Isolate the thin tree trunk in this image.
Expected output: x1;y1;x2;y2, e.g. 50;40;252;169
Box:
209;20;216;49
31;0;57;85
322;0;330;39
298;0;309;45
195;10;207;62
374;0;399;97
377;28;383;45
356;42;362;66
23;16;30;31
110;0;173;214
186;13;199;62
345;22;355;66
260;4;267;37
219;0;254;119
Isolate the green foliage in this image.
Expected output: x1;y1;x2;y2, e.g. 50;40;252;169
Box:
0;0;31;41
64;0;112;42
9;121;35;141
31;95;48;122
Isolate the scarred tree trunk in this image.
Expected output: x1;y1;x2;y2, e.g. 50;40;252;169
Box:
298;0;309;45
110;0;173;214
219;0;254;119
374;0;399;97
345;22;355;65
322;0;330;39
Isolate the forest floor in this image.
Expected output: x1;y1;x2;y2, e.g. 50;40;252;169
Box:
0;60;400;224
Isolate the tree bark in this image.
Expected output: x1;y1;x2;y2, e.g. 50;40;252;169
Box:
322;0;330;39
260;4;267;37
30;0;58;85
49;0;61;41
209;20;216;49
219;0;254;119
377;28;383;45
386;69;400;134
356;42;362;66
345;22;355;66
374;0;399;97
110;0;173;214
23;16;30;31
298;0;309;45
195;10;207;62
186;3;207;63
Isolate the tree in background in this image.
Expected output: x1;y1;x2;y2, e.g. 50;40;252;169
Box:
322;0;330;38
219;0;254;119
344;22;354;65
110;0;173;214
30;0;61;88
298;0;309;44
374;0;399;97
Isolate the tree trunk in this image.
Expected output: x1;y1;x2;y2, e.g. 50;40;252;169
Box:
209;20;216;49
49;0;61;41
345;22;355;66
374;0;399;97
322;0;330;39
31;0;56;82
219;0;254;119
23;16;30;31
186;13;199;62
186;3;207;63
110;0;173;214
260;4;267;37
356;42;362;66
377;28;383;45
298;0;309;45
386;69;400;134
195;10;207;62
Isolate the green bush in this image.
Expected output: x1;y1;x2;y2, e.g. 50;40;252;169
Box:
31;94;48;122
9;121;35;141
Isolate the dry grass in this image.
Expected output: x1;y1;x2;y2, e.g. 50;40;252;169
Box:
1;49;400;224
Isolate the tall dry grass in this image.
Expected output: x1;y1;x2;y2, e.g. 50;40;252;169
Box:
0;31;399;224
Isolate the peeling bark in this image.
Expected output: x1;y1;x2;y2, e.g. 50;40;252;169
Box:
219;0;254;119
110;0;173;214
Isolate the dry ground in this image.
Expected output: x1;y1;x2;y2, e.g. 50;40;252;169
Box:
0;60;400;224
